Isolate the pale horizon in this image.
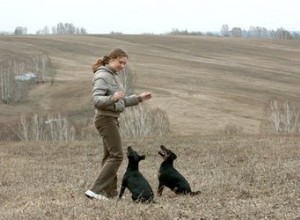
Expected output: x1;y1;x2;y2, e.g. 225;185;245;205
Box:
1;0;299;34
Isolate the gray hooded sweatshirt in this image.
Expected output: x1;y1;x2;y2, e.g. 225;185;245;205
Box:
91;66;142;118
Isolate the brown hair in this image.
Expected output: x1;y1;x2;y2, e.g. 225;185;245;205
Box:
92;48;129;73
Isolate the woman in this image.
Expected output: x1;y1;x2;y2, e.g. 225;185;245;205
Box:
85;48;152;200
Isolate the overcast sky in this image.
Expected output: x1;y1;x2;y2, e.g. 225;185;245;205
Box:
1;0;299;34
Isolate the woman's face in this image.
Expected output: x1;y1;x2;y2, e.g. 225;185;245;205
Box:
109;56;128;72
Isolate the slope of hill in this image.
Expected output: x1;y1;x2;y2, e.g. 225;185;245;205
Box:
1;35;300;136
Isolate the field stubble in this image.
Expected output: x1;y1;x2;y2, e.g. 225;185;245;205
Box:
0;135;299;219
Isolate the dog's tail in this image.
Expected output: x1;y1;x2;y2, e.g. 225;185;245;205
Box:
190;190;201;196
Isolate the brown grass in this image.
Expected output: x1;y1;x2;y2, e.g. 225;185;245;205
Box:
1;35;300;136
1;35;300;219
0;135;299;219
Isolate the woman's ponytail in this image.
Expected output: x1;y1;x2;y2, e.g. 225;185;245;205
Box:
92;56;110;73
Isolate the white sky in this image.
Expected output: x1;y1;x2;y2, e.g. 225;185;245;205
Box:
0;0;299;34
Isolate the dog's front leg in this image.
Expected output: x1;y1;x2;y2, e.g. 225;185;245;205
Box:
118;184;126;200
157;185;164;196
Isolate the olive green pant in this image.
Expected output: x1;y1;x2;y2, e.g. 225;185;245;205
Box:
91;115;123;198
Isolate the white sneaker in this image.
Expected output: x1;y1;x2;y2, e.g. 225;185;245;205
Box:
85;190;109;200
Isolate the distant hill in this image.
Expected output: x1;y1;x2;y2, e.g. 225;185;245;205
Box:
1;34;300;138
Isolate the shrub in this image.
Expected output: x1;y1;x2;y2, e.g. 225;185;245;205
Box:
119;104;170;139
16;112;75;142
265;98;299;134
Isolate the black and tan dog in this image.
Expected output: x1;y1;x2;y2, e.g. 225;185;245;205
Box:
157;145;201;196
118;146;154;203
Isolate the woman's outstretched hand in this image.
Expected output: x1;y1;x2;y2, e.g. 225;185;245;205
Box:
140;92;152;101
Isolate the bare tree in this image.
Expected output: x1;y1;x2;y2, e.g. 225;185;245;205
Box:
119;65;135;95
221;24;230;37
119;104;170;139
17;112;76;142
267;99;281;133
52;22;86;35
36;26;50;35
275;28;293;39
45;112;76;141
231;27;242;37
0;60;26;104
118;65;170;138
14;26;27;35
17;113;46;141
32;53;50;83
80;28;87;34
0;53;50;104
281;100;299;133
0;61;12;103
266;99;299;133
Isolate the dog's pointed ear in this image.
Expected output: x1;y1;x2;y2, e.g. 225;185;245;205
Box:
140;155;146;160
160;145;166;150
172;153;177;160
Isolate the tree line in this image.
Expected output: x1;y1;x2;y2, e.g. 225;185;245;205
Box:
169;25;300;40
1;23;299;40
0;22;87;35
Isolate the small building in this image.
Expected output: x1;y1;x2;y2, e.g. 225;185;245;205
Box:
14;72;37;82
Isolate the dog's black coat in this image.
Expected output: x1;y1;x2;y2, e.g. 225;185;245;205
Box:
118;146;154;203
157;145;201;196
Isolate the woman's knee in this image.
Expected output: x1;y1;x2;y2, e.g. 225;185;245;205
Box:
116;152;124;162
110;150;123;162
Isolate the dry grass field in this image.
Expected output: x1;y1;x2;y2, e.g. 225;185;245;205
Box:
0;136;300;219
0;34;300;219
